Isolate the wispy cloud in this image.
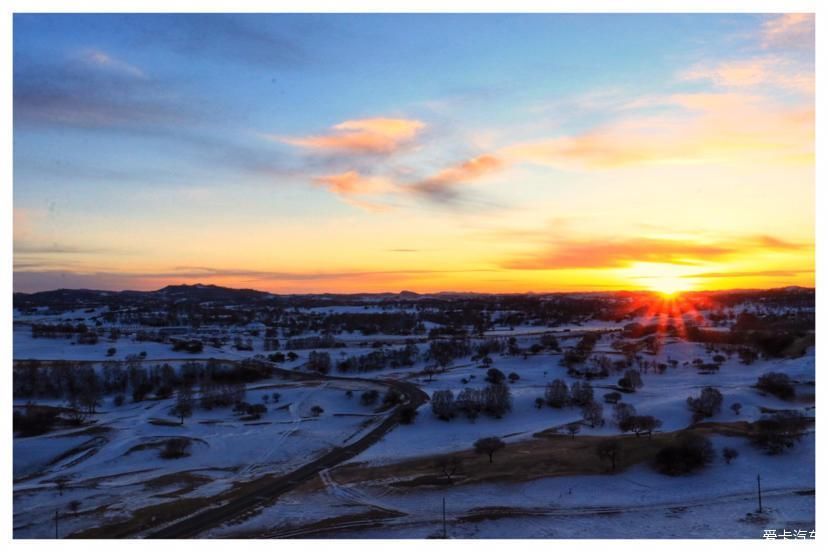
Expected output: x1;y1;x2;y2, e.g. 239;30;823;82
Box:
131;14;311;68
761;13;814;49
500;91;812;169
313;170;392;196
13;54;195;130
683;268;814;279
77;48;146;79
274;117;425;155
14;242;113;255
410;154;505;202
680;56;814;95
502;235;808;271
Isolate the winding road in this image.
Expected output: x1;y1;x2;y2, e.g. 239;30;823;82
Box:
141;363;429;538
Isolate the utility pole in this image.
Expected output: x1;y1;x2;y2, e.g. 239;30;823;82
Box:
757;473;763;513
54;509;59;539
442;496;447;539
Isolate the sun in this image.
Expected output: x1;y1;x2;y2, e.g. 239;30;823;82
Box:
649;276;687;298
624;262;695;297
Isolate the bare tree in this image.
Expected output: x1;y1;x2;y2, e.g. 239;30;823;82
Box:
68;500;81;515
722;447;740;464
431;389;456;420
170;386;194;425
566;422;581;439
545;379;569;408
436;456;463;484
474;436;505;463
596;441;621;472
613;402;636;427
582;401;604;428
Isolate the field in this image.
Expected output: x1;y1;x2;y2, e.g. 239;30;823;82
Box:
12;286;815;538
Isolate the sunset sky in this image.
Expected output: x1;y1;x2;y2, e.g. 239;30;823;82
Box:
13;13;814;294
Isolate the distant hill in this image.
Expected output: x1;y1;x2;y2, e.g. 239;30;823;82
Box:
13;283;276;310
13;283;815;311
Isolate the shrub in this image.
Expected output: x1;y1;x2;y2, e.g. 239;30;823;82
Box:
308;351;332;374
751;411;808;454
620;415;662;438
485;368;505;384
621;369;643;391
431;389;456;420
756;372;795;400
383;388;403;407
361;389;380;406
603;391;622;404
570;381;594;407
160;438;191;459
581;401;604;428
686;387;723;421
722;447;739;464
545;379;569;408
13;405;58;436
399;405;418;424
613;402;636;426
653;433;714;476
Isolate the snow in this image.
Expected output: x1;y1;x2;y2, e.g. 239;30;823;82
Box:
13;299;815;539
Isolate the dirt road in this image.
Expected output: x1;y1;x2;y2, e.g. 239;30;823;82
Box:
141;369;428;538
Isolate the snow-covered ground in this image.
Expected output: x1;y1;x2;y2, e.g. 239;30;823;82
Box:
12;300;816;539
12;376;387;538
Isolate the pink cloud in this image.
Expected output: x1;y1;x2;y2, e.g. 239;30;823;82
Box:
412;154;505;200
275;117;425;154
680;57;814;95
313;170;391;196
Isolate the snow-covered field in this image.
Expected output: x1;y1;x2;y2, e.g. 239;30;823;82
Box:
12;297;816;539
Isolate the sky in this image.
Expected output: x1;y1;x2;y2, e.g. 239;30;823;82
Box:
13;13;814;294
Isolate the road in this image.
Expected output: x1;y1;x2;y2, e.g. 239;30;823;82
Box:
143;365;428;538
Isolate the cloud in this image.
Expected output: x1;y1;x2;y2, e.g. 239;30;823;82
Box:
680;56;814;95
14;242;112;255
13;54;197;130
310;171;397;212
130;14;310;68
503;238;737;270
313;170;392;196
683;268;814;279
410;154;505;202
500;91;813;169
762;14;814;49
274;117;425;154
501;235;808;271
78;48;146;79
753;235;807;251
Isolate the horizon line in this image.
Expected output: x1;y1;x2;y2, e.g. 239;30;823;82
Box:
13;282;815;297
